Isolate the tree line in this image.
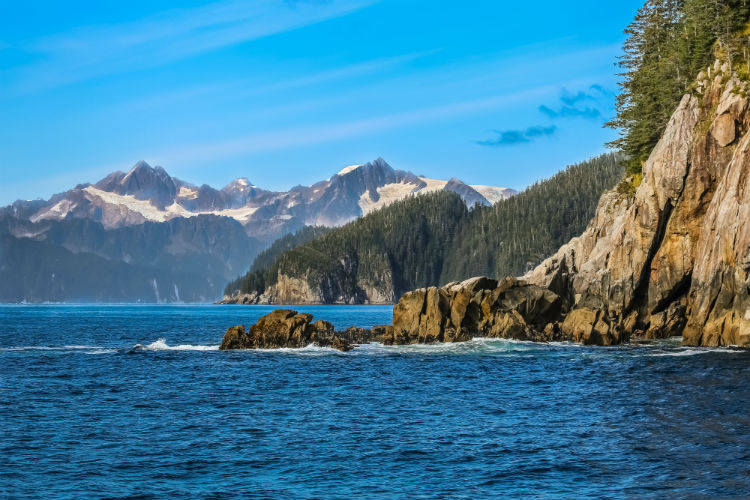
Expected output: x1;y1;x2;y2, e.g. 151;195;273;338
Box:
607;0;749;175
225;153;623;300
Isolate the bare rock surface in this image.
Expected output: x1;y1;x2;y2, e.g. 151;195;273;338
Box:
221;61;749;349
526;64;749;347
220;309;352;351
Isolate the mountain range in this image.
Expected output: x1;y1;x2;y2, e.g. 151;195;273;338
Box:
0;158;515;302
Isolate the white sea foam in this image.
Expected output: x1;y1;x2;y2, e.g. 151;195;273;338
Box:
0;345;116;354
135;338;219;351
254;343;342;355
647;348;746;357
352;337;560;356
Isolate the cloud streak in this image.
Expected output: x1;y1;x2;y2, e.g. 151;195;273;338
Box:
148;84;556;166
476;125;557;147
9;0;378;93
539;85;609;119
539;104;601;119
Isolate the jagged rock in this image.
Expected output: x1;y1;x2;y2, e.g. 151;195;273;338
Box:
561;308;620;346
392;289;427;340
418;287;451;343
341;326;376;344
331;337;353;352
219;325;248;350
219;309;340;350
390;276;569;343
526;62;749;347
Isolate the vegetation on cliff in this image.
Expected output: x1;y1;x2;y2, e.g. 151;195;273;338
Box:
607;0;750;175
224;153;623;301
439;154;623;283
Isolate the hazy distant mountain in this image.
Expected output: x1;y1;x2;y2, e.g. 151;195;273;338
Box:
20;158;515;239
1;158;515;303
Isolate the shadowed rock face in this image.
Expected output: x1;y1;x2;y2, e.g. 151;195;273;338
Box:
526;60;749;347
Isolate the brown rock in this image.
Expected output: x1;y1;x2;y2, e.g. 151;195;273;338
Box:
392;289;426;339
526;64;749;347
418;287;451;343
220;309;338;350
331;336;352;352
711;112;736;146
219;325;249;350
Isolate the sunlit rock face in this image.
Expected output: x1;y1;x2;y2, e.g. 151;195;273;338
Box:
526;61;749;347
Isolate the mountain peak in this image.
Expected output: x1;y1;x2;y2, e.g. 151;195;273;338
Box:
130;160;152;171
223;177;253;190
337;164;362;176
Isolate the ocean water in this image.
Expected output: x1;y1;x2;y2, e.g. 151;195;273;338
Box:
1;305;748;500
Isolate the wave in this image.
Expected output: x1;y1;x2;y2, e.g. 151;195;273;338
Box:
353;337;563;356
646;347;747;357
130;338;219;352
0;345;117;354
253;343;343;355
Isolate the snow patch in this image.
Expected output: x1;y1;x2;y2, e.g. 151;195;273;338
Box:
177;186;198;199
470;185;515;204
337;164;361;176
358;181;422;215
78;186;259;223
417;177;448;193
30;199;78;223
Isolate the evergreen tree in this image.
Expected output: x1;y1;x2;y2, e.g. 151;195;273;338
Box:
607;0;749;175
225;154;623;301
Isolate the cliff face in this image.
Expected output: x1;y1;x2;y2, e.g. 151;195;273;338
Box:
220;267;395;305
526;60;749;347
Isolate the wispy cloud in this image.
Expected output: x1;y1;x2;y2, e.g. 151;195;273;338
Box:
149;84;555;166
539;85;609;120
8;0;378;93
106;49;437;114
539;104;601;119
477;125;557;147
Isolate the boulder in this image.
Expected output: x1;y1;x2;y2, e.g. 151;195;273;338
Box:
711;112;736;146
219;325;249;350
219;309;341;350
392;289;426;339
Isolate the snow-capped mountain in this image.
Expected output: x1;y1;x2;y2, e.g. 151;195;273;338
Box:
24;158;515;238
1;158;515;303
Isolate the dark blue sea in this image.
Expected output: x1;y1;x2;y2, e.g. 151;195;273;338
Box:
1;305;748;500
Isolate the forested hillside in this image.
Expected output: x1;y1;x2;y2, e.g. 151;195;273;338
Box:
225;225;331;293
440;154;623;282
607;0;749;175
224;153;623;303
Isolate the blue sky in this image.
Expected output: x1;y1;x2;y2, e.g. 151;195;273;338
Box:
0;0;643;204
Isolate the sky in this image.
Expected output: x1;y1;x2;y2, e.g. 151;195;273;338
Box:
0;0;644;204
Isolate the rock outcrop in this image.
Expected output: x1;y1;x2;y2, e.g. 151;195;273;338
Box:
221;61;748;350
218;268;395;305
220;309;341;350
384;276;569;344
219;309;386;351
526;60;749;347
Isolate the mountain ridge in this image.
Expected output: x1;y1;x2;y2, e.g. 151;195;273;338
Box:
1;158;515;303
16;158;516;240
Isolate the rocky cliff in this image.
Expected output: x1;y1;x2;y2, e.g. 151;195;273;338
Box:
525;60;749;347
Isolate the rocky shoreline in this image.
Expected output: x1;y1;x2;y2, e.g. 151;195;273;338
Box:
221;60;749;350
220;275;617;352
